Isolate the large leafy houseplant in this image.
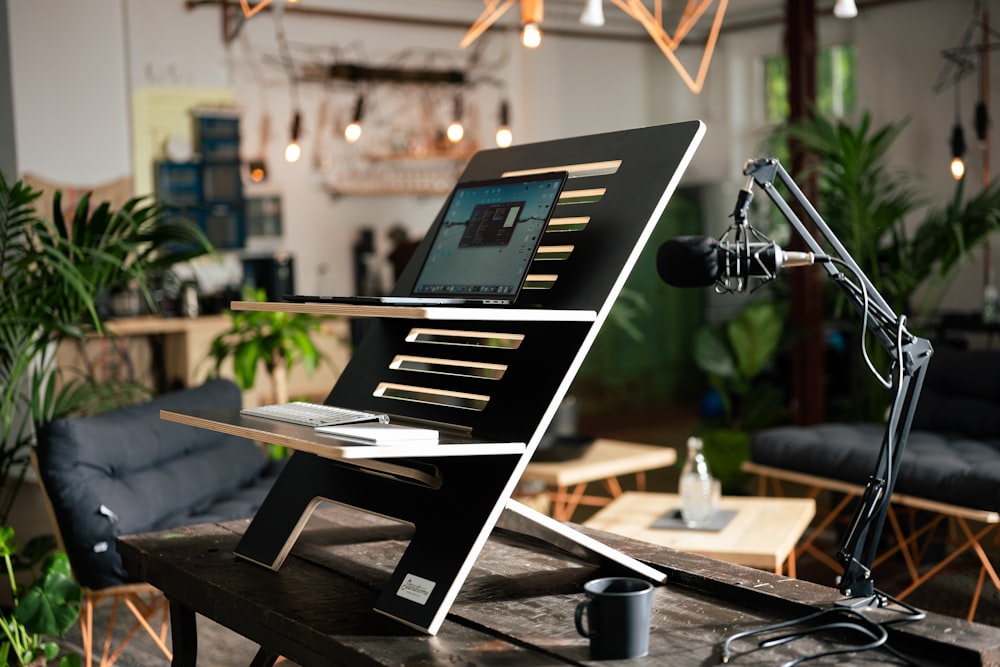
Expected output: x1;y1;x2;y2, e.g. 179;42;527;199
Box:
0;173;211;523
0;528;80;667
778;109;1000;318
773;110;1000;419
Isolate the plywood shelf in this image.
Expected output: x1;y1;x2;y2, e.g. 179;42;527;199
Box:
230;300;597;322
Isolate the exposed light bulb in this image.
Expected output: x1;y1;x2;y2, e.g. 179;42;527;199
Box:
285;110;302;162
447;121;465;143
344;122;362;143
496;100;512;148
833;0;858;19
344;95;364;144
522;22;542;48
950;122;967;180
447;95;465;143
580;0;605;26
951;157;966;180
496;126;513;148
248;159;267;183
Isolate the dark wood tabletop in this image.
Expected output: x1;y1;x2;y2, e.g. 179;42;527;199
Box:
118;502;1000;667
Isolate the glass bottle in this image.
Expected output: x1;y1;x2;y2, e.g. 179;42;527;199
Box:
679;436;718;528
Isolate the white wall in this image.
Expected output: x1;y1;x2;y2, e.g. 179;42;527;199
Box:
6;0;998;312
854;0;994;313
8;1;131;184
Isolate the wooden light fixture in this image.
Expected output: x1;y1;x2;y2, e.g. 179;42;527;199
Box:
460;0;728;95
608;0;728;94
239;0;297;19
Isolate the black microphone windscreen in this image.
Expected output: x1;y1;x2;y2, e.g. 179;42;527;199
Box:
656;236;720;288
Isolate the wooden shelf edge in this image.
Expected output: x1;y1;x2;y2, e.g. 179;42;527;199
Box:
229;300;597;322
160;408;526;464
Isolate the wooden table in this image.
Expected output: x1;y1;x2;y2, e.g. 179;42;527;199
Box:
117;503;1000;667
584;491;816;577
522;439;677;520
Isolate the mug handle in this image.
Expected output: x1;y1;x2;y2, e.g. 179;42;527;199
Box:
574;599;593;638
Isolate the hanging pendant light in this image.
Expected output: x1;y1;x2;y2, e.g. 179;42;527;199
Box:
344;95;365;144
284;110;302;163
495;100;513;148
521;0;543;48
951;121;967;180
447;96;465;144
580;0;605;27
834;0;858;19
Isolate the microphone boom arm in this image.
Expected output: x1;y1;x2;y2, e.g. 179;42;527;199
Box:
742;157;933;602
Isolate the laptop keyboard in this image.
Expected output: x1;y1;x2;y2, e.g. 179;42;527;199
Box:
240;402;390;427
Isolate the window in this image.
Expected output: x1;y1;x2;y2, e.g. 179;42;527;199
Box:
765;44;857;123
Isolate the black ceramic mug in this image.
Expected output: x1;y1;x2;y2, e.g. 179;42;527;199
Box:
574;576;653;659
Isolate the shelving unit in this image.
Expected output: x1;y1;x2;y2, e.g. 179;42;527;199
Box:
164;120;706;635
326;149;475;197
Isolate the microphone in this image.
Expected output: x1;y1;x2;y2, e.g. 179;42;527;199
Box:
657;235;827;290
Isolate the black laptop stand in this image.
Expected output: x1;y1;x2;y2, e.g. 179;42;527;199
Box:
161;120;705;634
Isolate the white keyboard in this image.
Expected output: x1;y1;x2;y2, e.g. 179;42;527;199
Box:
240;402;390;427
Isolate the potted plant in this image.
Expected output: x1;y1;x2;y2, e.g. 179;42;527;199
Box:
0;173;212;524
206;287;336;405
0;527;80;667
693;299;789;491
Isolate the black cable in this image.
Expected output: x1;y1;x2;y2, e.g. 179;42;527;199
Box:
721;604;926;667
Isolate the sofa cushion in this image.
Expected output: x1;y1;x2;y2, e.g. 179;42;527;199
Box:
751;423;1000;513
909;346;1000;439
36;378;280;589
751;346;1000;514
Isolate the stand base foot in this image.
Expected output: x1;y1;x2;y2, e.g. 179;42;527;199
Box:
501;498;667;583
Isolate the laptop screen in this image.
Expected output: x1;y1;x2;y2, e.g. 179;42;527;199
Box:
411;171;567;301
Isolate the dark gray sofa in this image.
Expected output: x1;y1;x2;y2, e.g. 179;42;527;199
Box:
750;345;1000;513
35;378;283;590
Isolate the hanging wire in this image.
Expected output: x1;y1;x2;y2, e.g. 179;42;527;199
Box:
272;3;301;113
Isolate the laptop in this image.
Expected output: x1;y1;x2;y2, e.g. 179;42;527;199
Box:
285;170;568;306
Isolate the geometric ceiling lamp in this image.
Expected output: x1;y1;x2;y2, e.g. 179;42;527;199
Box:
459;0;729;94
609;0;728;94
239;0;297;19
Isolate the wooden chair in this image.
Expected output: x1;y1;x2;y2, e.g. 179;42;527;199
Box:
31;451;172;667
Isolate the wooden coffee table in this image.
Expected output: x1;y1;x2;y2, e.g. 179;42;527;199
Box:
584;491;816;577
522;440;677;521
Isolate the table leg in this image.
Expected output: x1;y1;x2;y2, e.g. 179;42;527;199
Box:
168;599;197;667
635;470;647;492
249;647;281;667
552;483;587;521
